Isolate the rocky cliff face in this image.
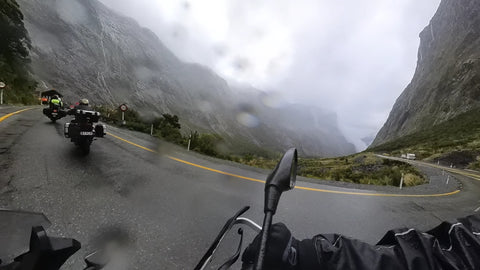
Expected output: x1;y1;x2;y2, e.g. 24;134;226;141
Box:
371;0;480;147
18;0;355;156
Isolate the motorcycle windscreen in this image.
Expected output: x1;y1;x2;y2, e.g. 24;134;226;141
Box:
0;210;51;261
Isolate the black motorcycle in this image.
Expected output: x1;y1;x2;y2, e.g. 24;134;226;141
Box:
64;109;106;154
42;104;67;123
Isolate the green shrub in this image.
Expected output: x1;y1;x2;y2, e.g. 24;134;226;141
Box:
193;133;223;156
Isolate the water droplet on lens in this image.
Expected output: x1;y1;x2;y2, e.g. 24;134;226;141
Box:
236;112;259;127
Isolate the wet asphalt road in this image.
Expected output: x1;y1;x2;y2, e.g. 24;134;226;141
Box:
1;107;480;269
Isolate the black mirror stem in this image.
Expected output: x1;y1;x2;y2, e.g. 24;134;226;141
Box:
254;211;273;270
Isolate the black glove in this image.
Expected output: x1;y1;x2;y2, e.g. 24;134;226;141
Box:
242;223;299;270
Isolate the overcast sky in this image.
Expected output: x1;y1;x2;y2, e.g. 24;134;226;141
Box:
98;0;441;150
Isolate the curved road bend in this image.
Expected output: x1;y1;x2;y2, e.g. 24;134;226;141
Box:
1;107;479;269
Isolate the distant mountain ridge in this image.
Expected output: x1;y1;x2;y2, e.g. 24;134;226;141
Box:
18;0;355;156
371;0;480;147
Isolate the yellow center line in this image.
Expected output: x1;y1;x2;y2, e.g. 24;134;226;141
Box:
107;132;156;153
167;156;265;184
106;131;461;197
294;186;460;197
0;108;34;123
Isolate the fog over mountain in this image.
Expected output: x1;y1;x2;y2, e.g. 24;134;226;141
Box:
18;0;355;157
97;0;441;150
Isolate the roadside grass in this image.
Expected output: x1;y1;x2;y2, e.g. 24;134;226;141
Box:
297;153;425;186
234;152;426;187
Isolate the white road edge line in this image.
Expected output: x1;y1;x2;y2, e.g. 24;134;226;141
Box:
474;206;480;212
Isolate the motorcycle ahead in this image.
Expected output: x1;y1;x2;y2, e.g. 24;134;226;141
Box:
64;109;106;155
42;104;67;123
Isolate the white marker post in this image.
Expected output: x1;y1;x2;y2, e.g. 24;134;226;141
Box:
399;173;404;189
150;124;153;136
446;175;450;185
187;134;191;151
0;82;5;105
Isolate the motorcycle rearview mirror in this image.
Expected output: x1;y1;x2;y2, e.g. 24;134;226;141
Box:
264;148;297;214
256;148;297;270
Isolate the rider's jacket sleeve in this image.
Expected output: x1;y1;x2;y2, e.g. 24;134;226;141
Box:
297;214;480;270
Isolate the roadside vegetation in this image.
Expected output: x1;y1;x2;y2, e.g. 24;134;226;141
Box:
370;108;480;169
238;152;425;187
298;153;425;186
95;105;230;159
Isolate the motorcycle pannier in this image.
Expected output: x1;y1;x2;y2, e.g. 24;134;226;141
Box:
95;124;106;137
76;110;100;122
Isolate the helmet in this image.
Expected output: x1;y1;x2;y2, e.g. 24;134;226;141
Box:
79;99;89;105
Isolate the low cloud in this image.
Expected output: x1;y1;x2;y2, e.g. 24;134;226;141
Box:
99;0;440;150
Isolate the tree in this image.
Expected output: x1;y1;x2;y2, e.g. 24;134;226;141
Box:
153;113;182;143
0;0;36;103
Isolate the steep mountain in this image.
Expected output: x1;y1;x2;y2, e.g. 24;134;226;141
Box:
17;0;355;157
371;0;480;147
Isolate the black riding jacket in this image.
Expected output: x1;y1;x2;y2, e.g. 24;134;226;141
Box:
296;214;480;270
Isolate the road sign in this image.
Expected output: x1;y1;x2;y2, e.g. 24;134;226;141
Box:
0;82;5;88
119;104;128;112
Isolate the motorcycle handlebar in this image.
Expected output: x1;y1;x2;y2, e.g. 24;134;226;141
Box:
194;206;250;270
